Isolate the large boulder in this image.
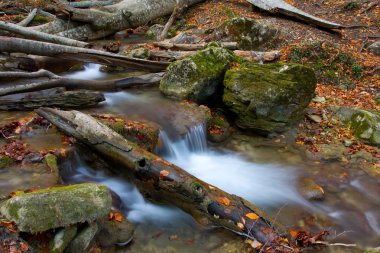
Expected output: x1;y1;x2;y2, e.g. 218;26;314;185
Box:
0;183;112;233
211;17;279;50
160;46;236;103
223;62;317;133
368;41;380;56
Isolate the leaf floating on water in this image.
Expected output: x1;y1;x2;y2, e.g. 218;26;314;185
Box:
246;212;259;220
217;197;231;206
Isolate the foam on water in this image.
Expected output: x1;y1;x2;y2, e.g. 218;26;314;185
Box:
64;63;105;80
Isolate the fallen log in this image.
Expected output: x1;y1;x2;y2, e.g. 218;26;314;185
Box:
0;71;164;96
247;0;342;29
36;108;297;252
0;88;104;110
148;49;280;62
153;41;238;51
0;37;169;72
68;0;114;8
0;21;89;47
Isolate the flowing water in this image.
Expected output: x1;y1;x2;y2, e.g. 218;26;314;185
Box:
1;64;379;252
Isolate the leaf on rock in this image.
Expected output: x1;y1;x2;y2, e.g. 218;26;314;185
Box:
217;197;230;206
246;212;259;220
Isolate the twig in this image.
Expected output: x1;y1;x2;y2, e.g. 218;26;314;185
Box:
157;0;185;41
17;8;38;27
360;1;379;13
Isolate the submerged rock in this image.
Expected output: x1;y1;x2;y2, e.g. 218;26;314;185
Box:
64;223;98;253
298;178;325;201
223;62;317;133
0;183;111;233
97;217;135;247
213;17;279;50
160;46;236;102
207;110;231;143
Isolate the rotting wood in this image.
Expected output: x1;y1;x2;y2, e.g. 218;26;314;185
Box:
0;21;89;47
247;0;342;29
0;36;169;72
36;108;298;253
0;71;164;96
0;88;104;110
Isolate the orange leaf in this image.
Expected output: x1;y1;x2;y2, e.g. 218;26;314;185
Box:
114;212;124;222
246;213;259;220
217;197;231;206
160;170;169;178
289;229;298;238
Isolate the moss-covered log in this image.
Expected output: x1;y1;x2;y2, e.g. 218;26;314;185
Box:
36;107;297;252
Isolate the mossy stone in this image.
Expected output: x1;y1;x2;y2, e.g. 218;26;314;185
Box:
0;183;112;233
50;225;78;253
160;46;236;102
97;217;134;247
349;110;380;147
0;155;12;169
223;62;317;133
64;223;98;253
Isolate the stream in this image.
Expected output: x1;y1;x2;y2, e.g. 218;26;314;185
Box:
1;64;379;252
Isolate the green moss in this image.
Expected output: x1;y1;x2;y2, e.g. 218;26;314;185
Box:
44;154;58;171
0;155;12;169
0;183;111;233
349;110;380;146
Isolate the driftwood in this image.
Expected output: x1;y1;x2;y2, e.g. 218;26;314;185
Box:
0;88;104;110
0;37;169;72
0;21;88;47
247;0;342;29
36;108;297;252
17;8;38;27
157;0;183;41
153;41;238;51
68;1;114;8
149;49;280;62
0;70;164;96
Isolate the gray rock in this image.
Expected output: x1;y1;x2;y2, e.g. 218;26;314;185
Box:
298;178;325;201
169;33;202;44
97;217;135;247
368;41;380;56
307;114;322;123
160;46;235;102
130;48;150;59
64;223;98;253
217;17;279;50
50;226;78;253
146;24;176;40
348;110;380;147
0;183;112;233
223;62;317;133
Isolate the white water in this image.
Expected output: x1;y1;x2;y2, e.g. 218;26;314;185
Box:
64;63;106;80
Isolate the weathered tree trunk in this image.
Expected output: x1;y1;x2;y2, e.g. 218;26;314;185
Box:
17;8;38;27
153;41;238;51
247;0;342;29
0;21;88;47
148;49;280;62
36;108;297;252
0;37;169;72
49;0;205;40
0;88;104;110
0;71;164;96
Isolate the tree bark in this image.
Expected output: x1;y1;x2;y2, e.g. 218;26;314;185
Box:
153;41;238;51
0;36;169;72
36;108;297;252
0;21;89;47
247;0;342;29
0;71;164;96
17;8;38;27
0;88;104;110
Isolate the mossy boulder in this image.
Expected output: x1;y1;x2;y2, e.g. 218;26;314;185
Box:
0;183;112;233
217;17;279;50
349;110;380;147
146;24;176;40
97;217;135;247
160;46;236;102
223;62;317;133
50;226;78;253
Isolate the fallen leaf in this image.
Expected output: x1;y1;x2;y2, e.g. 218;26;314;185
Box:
246;212;259;220
217;197;230;206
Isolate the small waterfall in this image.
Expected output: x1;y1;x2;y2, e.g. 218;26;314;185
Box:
64;63;105;80
155;124;207;160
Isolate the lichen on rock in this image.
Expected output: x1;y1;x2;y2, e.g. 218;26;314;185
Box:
0;183;112;233
160;45;236;102
223;62;317;134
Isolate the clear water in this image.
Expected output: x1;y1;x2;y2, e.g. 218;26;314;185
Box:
2;64;379;252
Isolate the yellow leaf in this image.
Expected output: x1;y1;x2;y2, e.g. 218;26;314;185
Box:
246;213;259;220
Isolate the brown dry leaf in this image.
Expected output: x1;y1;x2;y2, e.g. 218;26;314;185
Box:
217;197;231;206
236;222;245;230
114;212;124;222
246;212;259;220
160;170;170;178
289;229;298;238
19;242;29;251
